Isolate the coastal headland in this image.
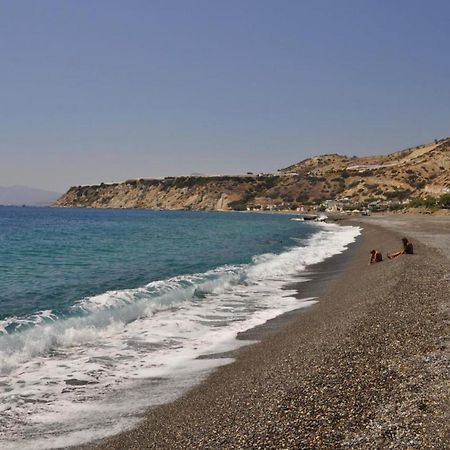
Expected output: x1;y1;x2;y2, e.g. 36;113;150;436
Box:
55;138;450;212
92;215;450;449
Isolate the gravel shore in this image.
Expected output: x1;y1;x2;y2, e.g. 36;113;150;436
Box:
94;217;450;449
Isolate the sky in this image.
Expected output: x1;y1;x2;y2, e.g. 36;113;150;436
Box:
1;0;449;192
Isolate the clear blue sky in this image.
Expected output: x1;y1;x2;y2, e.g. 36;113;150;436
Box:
1;0;449;192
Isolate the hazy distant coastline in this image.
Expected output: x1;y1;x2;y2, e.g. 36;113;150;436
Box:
0;185;61;206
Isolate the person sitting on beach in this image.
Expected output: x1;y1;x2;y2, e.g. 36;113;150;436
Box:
388;237;414;259
369;249;383;264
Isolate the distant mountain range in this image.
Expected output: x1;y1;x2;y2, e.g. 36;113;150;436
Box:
0;185;61;206
55;137;450;210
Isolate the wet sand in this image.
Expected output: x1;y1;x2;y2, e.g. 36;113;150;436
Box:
93;216;450;449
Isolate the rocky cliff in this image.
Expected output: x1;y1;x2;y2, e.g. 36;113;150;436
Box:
55;138;450;210
54;176;257;210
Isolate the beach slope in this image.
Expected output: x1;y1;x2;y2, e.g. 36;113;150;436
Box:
95;217;450;449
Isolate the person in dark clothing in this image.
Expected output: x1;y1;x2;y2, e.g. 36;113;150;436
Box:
388;237;414;259
369;249;383;264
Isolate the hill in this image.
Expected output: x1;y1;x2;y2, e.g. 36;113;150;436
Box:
0;185;61;206
54;138;450;211
281;137;450;200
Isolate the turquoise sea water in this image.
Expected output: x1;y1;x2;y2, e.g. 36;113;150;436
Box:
0;207;315;327
0;207;360;449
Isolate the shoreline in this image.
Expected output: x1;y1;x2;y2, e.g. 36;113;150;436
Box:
235;230;361;344
197;228;362;361
90;217;449;449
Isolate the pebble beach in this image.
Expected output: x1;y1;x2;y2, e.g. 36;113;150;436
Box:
93;215;450;450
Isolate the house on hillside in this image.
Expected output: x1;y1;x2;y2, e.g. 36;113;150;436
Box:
346;163;397;172
321;200;341;212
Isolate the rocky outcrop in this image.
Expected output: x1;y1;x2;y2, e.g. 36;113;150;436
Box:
54;177;255;210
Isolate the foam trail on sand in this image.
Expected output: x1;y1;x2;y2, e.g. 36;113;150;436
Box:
0;223;360;449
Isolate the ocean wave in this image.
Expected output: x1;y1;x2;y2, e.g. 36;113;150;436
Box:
0;223;359;374
0;224;359;373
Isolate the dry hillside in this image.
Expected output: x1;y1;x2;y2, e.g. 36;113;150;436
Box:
55;138;450;210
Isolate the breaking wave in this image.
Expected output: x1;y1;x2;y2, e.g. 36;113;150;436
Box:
0;222;360;449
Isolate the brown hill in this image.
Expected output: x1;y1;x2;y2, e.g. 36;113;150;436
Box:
280;137;450;202
54;138;450;210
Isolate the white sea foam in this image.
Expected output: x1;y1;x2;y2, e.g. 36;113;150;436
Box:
0;222;360;449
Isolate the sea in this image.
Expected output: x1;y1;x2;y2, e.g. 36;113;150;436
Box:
0;207;360;449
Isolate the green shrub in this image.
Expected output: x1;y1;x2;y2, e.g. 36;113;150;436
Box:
260;176;280;190
409;196;437;208
228;200;247;211
296;193;310;203
439;193;450;208
267;191;280;199
388;203;404;211
384;189;411;200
